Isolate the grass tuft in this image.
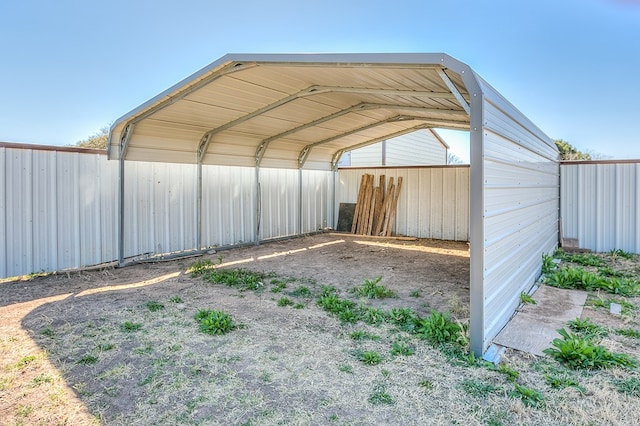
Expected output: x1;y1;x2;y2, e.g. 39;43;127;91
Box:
194;309;236;335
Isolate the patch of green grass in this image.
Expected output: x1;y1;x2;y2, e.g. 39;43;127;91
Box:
543;328;638;369
567;317;608;339
196;267;273;291
194;309;236;335
387;307;419;333
495;364;519;382
77;354;99;365
120;321;143;332
293;303;305;309
390;340;415;357
96;343;115;351
519;292;536;305
145;301;165;312
460;379;501;397
418;379;434;391
414;310;465;347
612;376;640;397
39;327;55;337
544;373;586;393
360;307;387;325
598;266;626;278
316;293;361;324
30;374;53;387
368;384;394;405
169;296;183;303
615;328;640;339
350;330;381;341
510;384;545;408
277;297;294;307
351;277;396;299
589;296;636;314
291;285;312;297
189;259;214;276
609;248;635;260
546;267;640;296
270;279;287;293
133;345;154;355
338;364;353;374
355;350;384;365
542;253;557;274
12;355;38;369
409;289;421;297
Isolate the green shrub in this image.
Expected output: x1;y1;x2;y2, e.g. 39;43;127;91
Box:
567;317;608;339
352;277;396;299
415;310;465;346
194;309;236;335
543;328;637;369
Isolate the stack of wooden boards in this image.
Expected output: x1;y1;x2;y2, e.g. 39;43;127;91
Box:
351;174;403;236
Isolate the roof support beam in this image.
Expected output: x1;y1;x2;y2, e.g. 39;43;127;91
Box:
255;103;467;166
297;115;453;168
196;85;456;163
119;123;135;159
437;69;471;115
330;124;433;170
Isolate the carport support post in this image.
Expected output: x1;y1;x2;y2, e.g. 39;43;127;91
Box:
118;155;125;266
468;93;485;357
196;162;202;251
254;166;261;245
298;168;303;234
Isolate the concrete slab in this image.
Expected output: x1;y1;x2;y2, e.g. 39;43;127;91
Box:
492;285;588;356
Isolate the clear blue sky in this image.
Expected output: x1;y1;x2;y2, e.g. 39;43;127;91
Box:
1;0;639;162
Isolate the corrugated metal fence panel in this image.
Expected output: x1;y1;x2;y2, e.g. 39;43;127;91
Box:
480;96;559;350
124;161;198;257
561;162;640;254
0;147;119;277
301;170;333;233
337;166;469;241
260;168;299;240
201;165;256;247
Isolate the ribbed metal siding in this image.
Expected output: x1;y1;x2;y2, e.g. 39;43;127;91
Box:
479;96;559;351
1;146;334;278
201;165;256;247
0;147;119;277
561;162;640;254
337;166;469;241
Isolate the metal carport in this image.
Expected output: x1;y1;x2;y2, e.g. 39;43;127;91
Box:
107;53;559;355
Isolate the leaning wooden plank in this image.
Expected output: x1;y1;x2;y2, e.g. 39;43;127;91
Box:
372;175;385;233
380;183;396;236
351;174;367;233
375;177;394;236
366;186;379;235
385;176;404;236
358;174;374;235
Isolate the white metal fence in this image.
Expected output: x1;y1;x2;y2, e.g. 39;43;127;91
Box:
3;143;639;279
0;144;333;278
561;160;640;254
337;166;470;241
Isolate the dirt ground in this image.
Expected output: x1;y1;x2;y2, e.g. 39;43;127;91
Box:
0;234;471;425
2;234;640;426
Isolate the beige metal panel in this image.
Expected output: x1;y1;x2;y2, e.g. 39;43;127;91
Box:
337;166;469;241
561;162;640;254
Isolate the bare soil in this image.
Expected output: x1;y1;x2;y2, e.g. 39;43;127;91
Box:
2;234;640;426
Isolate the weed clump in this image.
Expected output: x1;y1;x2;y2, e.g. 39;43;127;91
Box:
351;277;396;299
543;328;637;369
194;309;236;335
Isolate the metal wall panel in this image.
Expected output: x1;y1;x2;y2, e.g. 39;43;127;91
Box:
561;162;640;254
1;146;333;278
337;166;469;241
0;147;120;277
475;93;559;352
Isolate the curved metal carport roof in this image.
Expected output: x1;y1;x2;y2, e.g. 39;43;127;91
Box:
108;53;560;357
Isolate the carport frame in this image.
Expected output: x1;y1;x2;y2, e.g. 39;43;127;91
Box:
108;53;559;356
